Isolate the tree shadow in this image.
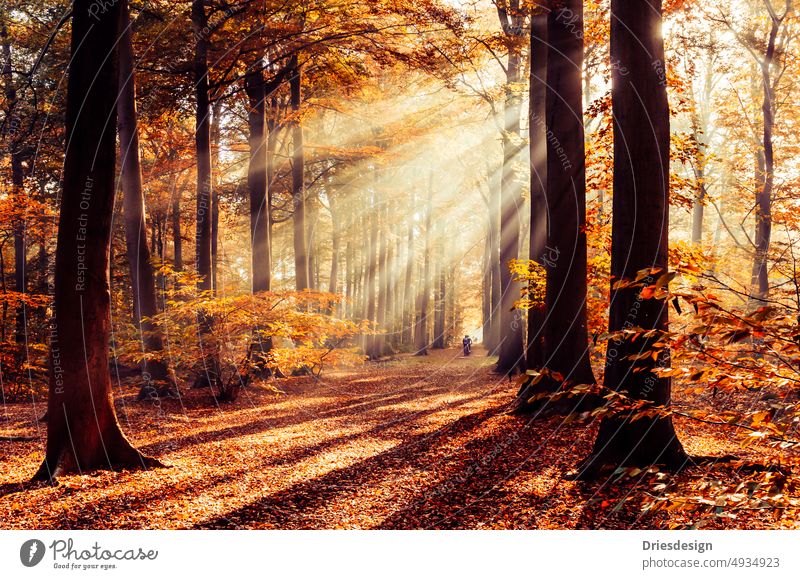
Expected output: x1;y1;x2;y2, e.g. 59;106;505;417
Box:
192;406;502;529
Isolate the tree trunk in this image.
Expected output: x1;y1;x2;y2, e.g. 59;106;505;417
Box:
376;192;388;355
245;69;271;295
365;191;379;358
487;166;501;354
210;100;222;294
414;182;433;356
33;0;162;481
749;8;783;306
171;186;183;271
495;1;526;374
290;55;309;291
541;0;595;387
192;0;212;292
525;7;547;372
118;1;176;399
576;0;686;478
401;191;415;346
481;216;492;347
328;191;340;296
432;222;445;349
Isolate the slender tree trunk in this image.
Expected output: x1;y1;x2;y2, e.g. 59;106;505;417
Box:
290;54;309;291
487;166;501;354
210;100;222;293
525;7;547;372
117;1;176;398
750;7;784;306
432;222;445;349
365;190;379;358
171;186;183;271
192;0;212;292
415;182;433;355
495;1;526;374
401;191;415;346
481;217;492;346
190;0;219;391
328;192;340;296
376;193;388;355
34;0;162;481
576;0;686;478
345;240;354;317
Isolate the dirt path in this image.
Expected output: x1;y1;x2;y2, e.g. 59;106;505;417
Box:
0;349;792;529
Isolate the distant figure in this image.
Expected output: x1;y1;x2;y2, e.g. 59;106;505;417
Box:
462;335;472;356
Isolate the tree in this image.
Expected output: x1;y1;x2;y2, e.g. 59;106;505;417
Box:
525;2;547;374
290;53;310;291
192;0;213;293
574;0;687;478
33;0;162;481
118;1;177;399
494;0;527;375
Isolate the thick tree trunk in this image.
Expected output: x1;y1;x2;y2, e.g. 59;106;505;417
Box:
576;0;686;478
245;69;271;295
290;55;309;291
33;0;162;481
541;0;595;387
118;1;176;399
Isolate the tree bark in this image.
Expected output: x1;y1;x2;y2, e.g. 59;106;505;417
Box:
33;0;162;481
576;0;686;478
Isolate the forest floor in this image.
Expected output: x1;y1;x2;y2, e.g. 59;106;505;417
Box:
0;347;797;530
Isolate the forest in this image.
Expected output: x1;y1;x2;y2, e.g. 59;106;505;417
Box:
0;0;799;531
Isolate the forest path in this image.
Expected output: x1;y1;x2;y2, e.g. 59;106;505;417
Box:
0;349;785;529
